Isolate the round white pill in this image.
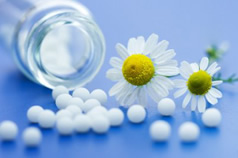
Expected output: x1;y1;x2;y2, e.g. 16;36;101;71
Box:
157;98;176;116
23;127;42;147
87;106;108;118
149;120;171;141
52;85;69;100
56;117;74;135
0;121;18;141
107;108;124;126
179;122;200;142
72;87;90;101
83;99;101;113
90;89;107;105
55;93;72;109
38;110;56;128
27;105;44;123
91;115;110;134
56;109;72;120
202;108;222;127
127;105;146;123
66;105;82;118
74;115;91;133
67;97;84;109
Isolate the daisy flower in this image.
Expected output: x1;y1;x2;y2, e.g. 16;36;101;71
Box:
174;57;223;112
106;34;179;106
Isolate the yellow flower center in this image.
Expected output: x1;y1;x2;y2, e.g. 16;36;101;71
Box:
187;70;212;95
122;54;155;86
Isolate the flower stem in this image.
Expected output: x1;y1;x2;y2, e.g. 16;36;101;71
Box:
213;73;238;84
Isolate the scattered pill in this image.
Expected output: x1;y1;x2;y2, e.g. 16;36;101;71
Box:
27;105;44;123
157;98;176;116
90;89;107;105
150;120;171;141
0;120;18;141
66;105;82;118
56;117;74;135
178;122;200;142
55;93;72;109
74;115;91;133
56;109;72;120
23;127;42;147
72;87;90;101
107;108;124;126
38;110;56;128
67;97;84;109
83;99;101;113
52;85;69;100
202;108;222;127
91;115;110;134
127;105;146;123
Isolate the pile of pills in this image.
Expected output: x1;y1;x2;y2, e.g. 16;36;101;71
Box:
0;87;223;146
26;86;125;137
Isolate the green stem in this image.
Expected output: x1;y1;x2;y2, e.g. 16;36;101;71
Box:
213;73;238;84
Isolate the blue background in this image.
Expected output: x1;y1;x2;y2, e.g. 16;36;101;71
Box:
1;0;238;157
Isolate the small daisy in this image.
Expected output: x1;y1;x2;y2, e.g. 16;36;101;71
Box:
106;34;179;106
174;57;223;112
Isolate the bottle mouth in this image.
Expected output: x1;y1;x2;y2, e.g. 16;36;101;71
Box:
13;1;105;90
26;10;105;90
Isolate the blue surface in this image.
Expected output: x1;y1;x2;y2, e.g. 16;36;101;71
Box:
1;0;238;157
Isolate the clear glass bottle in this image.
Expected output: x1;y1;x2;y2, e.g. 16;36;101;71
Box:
0;0;105;90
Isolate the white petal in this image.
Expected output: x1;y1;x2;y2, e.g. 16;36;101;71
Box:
127;38;137;55
179;68;190;79
205;93;218;105
123;87;139;105
210;67;221;76
109;57;123;69
116;83;134;105
198;96;206;113
154;49;176;63
200;57;209;70
156;60;178;67
109;80;127;96
182;93;192;108
153;81;169;97
150;40;169;59
147;83;161;102
206;62;218;74
135;36;145;54
137;87;147;107
174;87;187;98
191;95;197;111
155;76;174;90
181;61;194;75
116;43;129;59
144;33;159;55
179;61;193;79
173;79;186;88
106;69;123;81
190;63;199;72
156;66;179;76
209;88;222;98
212;80;223;86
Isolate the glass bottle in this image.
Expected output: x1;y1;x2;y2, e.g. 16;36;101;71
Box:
0;0;106;90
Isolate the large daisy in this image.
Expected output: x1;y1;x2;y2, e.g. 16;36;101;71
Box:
174;57;223;112
106;34;179;106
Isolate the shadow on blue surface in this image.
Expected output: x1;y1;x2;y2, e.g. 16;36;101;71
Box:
0;141;17;152
24;146;41;157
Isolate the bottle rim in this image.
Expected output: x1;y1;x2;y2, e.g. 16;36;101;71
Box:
12;0;106;90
